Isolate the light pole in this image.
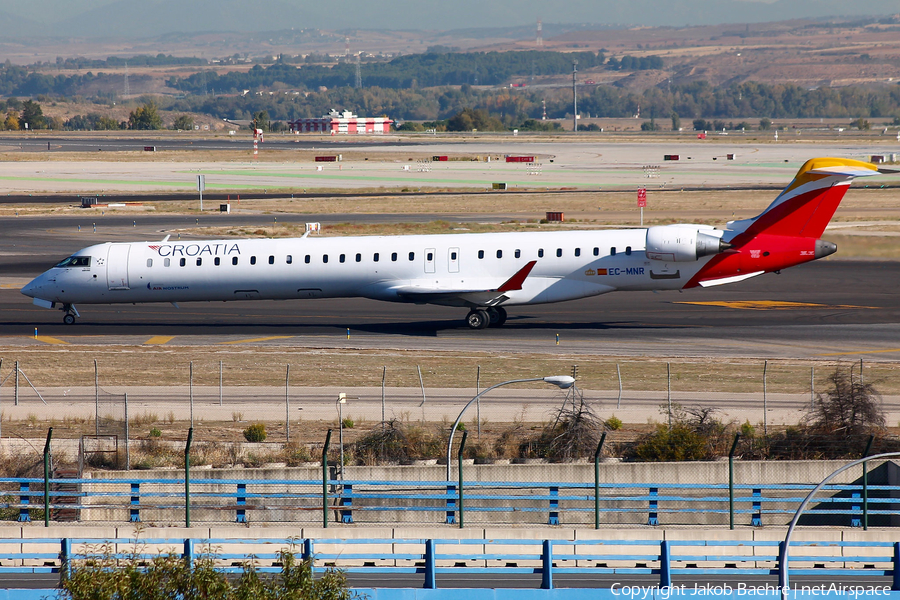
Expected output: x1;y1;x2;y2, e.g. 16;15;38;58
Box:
445;376;575;480
572;60;578;133
779;451;900;596
337;392;347;480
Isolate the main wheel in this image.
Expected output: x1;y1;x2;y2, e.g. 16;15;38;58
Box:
490;307;508;327
466;309;490;330
63;313;76;325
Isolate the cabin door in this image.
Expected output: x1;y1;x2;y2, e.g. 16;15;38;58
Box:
106;244;130;290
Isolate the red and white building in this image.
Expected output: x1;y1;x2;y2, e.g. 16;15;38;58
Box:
289;109;392;134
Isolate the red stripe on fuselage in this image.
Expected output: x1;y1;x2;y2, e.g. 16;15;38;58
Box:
684;235;818;288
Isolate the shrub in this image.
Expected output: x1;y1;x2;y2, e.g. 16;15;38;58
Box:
626;404;730;461
605;416;623;431
149;428;162;438
61;542;354;600
243;423;267;443
342;417;355;429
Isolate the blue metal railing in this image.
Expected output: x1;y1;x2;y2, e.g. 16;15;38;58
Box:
3;476;899;526
3;536;899;590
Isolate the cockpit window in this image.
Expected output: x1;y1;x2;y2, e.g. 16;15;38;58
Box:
54;256;91;268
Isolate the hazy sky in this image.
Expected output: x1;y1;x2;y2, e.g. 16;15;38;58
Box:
0;0;895;36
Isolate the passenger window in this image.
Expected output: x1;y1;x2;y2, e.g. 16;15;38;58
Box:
305;255;311;264
179;258;186;267
250;256;257;265
374;253;379;262
147;259;153;267
611;247;617;256
268;255;274;265
575;248;581;257
515;249;521;258
323;254;328;263
593;247;599;256
232;257;238;265
478;250;484;259
356;253;362;262
408;252;415;261
196;258;202;266
625;246;632;256
286;255;292;264
340;254;346;263
215;257;221;266
496;250;502;259
391;252;398;261
451;251;457;260
538;249;544;258
427;252;433;261
556;248;562;257
164;258;171;267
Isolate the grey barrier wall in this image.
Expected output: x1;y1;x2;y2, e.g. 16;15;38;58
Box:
73;460;900;527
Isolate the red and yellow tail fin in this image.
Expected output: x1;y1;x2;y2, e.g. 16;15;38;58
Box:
728;157;879;242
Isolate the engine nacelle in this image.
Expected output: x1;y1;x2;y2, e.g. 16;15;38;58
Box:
646;225;730;262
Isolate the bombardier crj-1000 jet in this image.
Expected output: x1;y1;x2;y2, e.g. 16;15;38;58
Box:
21;157;886;329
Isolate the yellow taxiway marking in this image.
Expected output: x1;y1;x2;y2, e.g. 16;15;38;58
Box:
817;348;900;356
675;301;876;310
220;336;294;345
33;336;69;345
144;336;174;345
0;284;23;289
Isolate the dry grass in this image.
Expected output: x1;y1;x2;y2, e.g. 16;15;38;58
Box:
1;345;898;393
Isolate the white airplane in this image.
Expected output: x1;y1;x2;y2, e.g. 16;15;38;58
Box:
21;157;885;329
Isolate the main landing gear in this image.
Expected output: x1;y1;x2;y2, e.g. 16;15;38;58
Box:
60;303;79;325
465;307;507;330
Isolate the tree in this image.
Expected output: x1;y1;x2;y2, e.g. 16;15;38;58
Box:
670;112;680;131
127;101;163;130
758;117;772;130
251;110;270;132
851;117;870;130
20;100;45;129
172;114;194;130
4;111;19;130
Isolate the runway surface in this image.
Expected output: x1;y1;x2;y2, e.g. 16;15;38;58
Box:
2;137;900;193
3;247;900;359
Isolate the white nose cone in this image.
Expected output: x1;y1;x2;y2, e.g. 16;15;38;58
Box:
20;278;39;298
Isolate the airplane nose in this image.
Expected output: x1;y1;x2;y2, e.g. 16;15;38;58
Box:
20;278;38;298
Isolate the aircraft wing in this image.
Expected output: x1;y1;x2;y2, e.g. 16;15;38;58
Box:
392;260;537;307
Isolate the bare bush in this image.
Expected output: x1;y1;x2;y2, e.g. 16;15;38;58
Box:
805;367;885;436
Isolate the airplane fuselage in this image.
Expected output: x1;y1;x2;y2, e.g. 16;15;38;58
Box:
25;229;700;308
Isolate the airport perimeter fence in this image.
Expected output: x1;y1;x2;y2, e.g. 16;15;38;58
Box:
0;356;891;438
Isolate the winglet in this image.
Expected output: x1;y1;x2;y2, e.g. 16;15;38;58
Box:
496;260;537;292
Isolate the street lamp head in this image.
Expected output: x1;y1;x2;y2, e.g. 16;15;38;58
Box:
338;392;347;404
542;375;576;389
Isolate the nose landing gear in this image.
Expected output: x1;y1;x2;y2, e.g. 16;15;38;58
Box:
60;304;80;325
465;306;507;329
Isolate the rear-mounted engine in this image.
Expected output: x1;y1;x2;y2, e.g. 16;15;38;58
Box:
646;225;731;262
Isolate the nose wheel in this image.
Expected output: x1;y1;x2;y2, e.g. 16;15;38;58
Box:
60;304;79;325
